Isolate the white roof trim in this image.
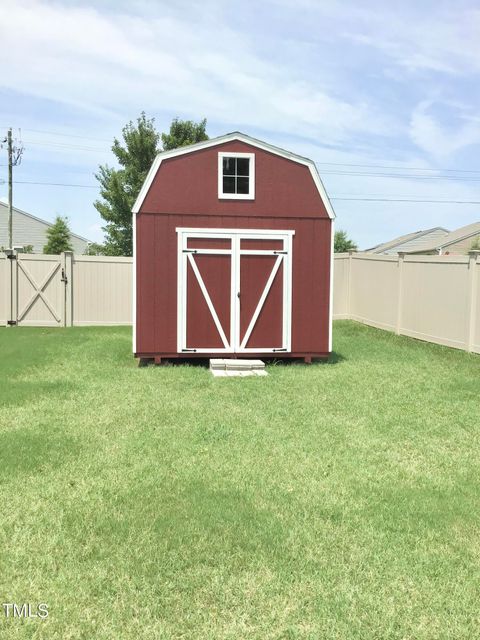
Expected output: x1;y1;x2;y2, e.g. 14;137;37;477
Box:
132;132;335;219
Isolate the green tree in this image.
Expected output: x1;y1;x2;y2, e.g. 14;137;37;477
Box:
161;117;208;151
95;114;209;256
43;216;73;254
470;236;480;251
94;112;160;257
334;229;357;253
84;242;106;256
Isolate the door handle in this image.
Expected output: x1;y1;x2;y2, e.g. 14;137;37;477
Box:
237;291;240;298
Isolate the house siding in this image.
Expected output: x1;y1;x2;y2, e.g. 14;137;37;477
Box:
370;228;449;255
442;233;480;255
383;229;449;254
0;203;90;253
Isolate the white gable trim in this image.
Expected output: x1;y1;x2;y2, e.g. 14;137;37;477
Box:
132;132;335;219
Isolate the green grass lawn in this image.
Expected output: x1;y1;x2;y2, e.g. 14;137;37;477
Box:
1;322;479;639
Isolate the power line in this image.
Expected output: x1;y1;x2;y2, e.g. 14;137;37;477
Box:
5;126;480;176
22;127;112;143
315;160;480;174
319;169;480;181
331;197;480;204
13;180;99;188
5;179;480;202
18;147;480;181
23;140;108;152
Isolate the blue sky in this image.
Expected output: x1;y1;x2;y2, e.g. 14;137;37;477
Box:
1;0;479;248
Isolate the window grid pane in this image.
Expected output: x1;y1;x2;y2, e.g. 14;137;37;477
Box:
222;156;251;195
223;176;236;193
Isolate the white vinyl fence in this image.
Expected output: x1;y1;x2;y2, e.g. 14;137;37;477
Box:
2;250;480;355
2;251;132;327
334;252;480;354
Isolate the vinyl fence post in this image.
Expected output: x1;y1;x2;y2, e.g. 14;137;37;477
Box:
8;249;18;326
466;250;480;352
63;251;74;327
3;252;12;326
395;252;405;336
346;250;353;318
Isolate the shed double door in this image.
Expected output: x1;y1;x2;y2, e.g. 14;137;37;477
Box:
177;228;293;354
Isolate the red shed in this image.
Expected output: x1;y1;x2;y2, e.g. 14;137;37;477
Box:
132;132;335;363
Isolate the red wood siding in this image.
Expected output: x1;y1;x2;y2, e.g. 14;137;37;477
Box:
140;141;329;219
240;253;283;349
186;253;231;349
136;213;332;356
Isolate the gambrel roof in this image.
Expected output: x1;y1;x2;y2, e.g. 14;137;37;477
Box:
132;132;335;219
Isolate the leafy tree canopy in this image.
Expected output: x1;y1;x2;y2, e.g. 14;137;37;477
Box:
94;114;208;256
43;216;74;254
334;229;357;253
161;117;208;151
94;112;160;257
84;242;106;256
470;236;480;251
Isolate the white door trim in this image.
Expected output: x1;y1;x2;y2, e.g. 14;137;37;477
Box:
177;227;294;353
187;252;230;349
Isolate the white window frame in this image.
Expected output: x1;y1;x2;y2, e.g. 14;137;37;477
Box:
218;152;255;200
176;227;293;353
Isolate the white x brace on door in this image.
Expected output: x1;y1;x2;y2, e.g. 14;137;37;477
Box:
177;228;294;354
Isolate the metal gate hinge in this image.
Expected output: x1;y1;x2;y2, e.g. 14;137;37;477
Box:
183;249;198;254
7;320;17;325
182;348;197;352
272;348;287;352
273;250;287;255
6;253;17;260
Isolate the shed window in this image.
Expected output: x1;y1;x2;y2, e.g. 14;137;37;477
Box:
218;152;255;200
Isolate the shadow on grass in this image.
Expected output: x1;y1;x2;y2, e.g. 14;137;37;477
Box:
0;428;81;482
323;351;347;365
66;479;289;572
139;351;347;368
267;351;347;366
0;379;75;407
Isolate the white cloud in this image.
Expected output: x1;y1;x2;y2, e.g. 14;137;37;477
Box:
410;101;480;159
0;0;390;144
1;0;480;251
341;5;480;75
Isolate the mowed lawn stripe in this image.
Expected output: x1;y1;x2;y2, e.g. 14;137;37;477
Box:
0;322;479;639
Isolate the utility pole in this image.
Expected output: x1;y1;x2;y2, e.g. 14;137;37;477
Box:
7;127;13;249
2;128;24;327
2;127;23;249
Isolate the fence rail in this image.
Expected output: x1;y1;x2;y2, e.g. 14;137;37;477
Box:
334;251;480;354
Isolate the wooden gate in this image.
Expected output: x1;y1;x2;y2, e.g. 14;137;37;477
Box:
177;228;293;354
14;253;66;326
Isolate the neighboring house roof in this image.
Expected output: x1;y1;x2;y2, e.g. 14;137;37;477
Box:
406;221;480;254
0;202;92;253
365;227;450;255
132;131;336;219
